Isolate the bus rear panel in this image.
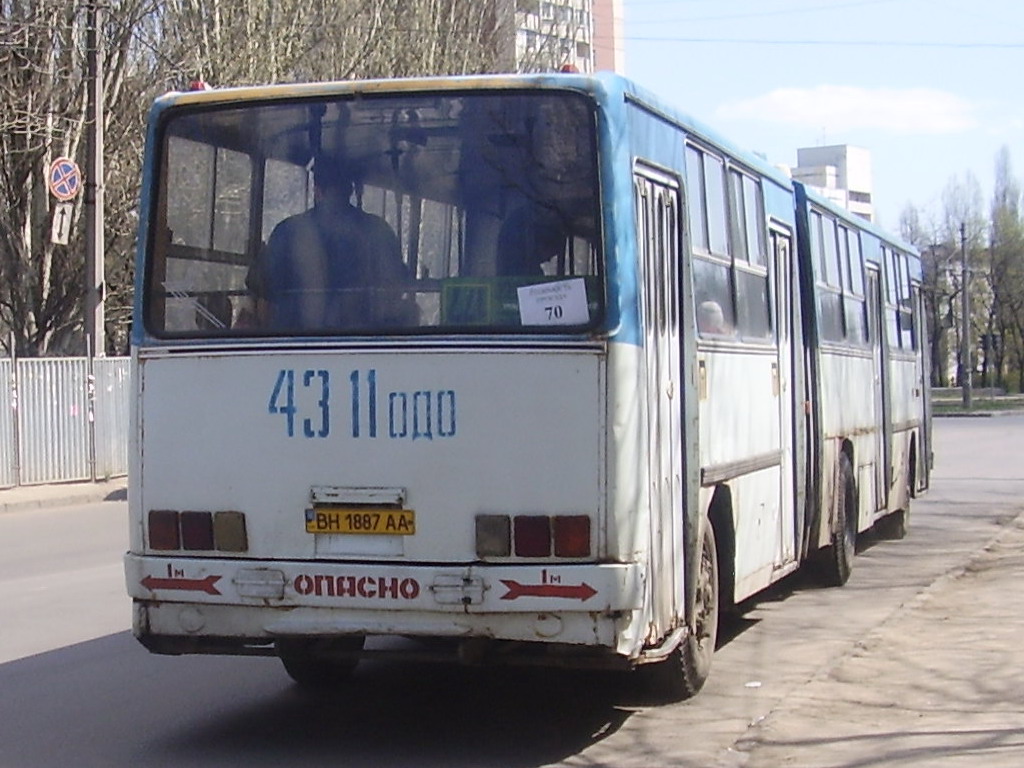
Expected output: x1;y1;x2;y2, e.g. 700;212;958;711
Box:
125;78;649;673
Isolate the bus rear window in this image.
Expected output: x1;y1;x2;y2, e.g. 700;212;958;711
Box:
145;91;603;338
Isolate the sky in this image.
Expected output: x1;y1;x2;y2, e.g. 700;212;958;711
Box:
621;0;1024;232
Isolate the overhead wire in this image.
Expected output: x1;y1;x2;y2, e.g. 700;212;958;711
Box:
622;37;1024;49
628;0;902;24
624;0;1022;49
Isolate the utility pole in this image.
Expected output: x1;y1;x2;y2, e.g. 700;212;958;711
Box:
960;222;972;409
84;0;106;358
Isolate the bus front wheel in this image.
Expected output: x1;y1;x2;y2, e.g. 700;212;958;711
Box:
277;636;365;689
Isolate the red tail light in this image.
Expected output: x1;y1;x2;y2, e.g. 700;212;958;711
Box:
180;511;214;550
514;515;552;557
553;515;591;557
148;510;180;550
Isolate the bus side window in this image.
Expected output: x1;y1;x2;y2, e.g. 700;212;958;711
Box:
693;257;736;337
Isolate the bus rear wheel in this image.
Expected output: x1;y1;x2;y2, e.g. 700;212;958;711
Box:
876;508;908;540
877;457;913;540
642;521;720;701
816;452;856;587
277;636;365;689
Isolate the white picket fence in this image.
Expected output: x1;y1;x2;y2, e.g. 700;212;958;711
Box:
0;357;130;488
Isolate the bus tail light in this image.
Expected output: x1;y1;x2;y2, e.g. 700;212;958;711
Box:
475;515;511;557
149;510;180;550
213;511;248;552
514;515;551;557
475;514;591;559
553;515;591;557
147;510;248;552
181;511;214;550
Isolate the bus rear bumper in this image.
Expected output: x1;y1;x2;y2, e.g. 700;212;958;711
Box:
125;554;645;657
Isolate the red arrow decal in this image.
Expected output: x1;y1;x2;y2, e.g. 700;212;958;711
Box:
141;574;222;596
499;579;597;602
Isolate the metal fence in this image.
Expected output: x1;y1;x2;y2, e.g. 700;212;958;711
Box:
0;357;130;488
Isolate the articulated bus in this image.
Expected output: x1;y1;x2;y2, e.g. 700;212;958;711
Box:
125;72;930;698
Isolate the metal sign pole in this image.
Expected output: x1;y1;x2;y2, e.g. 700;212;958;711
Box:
9;333;20;487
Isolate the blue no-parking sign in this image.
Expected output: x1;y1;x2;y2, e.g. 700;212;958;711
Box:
48;157;81;201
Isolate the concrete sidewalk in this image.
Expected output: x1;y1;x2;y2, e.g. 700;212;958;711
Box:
0;477;127;515
735;510;1024;767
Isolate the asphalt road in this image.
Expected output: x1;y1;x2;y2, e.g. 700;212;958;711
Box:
1;415;1022;767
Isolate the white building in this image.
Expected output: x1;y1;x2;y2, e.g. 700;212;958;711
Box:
792;144;874;222
510;0;623;73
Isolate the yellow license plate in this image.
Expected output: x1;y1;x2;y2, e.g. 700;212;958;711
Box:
305;507;416;535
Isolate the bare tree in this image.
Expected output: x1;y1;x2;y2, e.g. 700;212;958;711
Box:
988;147;1024;390
1;0;512;356
901;203;951;386
148;0;510;87
0;1;84;354
936;172;987;389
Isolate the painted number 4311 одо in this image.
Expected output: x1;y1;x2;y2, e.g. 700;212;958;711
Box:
269;368;457;442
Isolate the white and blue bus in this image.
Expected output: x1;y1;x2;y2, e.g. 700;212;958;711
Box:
125;72;930;698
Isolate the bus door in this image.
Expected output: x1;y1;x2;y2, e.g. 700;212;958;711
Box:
866;266;892;509
771;225;799;564
634;169;684;636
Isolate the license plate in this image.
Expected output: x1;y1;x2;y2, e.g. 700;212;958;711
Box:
305;507;416;535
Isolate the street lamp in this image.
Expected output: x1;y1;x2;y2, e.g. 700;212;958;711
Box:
84;0;105;358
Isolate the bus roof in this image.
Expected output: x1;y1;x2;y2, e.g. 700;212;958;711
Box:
795;181;919;258
150;71;793;191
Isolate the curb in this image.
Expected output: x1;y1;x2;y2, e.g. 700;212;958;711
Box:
0;479;128;516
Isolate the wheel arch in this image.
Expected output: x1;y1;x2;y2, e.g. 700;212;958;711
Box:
705;484;735;611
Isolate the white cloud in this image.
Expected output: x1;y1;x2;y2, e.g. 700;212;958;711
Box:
715;85;977;135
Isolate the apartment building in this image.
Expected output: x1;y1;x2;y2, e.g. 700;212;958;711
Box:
791;144;875;222
511;0;623;73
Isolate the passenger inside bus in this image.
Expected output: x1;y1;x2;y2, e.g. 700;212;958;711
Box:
496;204;570;276
246;156;417;331
697;300;732;336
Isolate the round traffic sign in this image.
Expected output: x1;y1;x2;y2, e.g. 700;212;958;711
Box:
48;157;82;202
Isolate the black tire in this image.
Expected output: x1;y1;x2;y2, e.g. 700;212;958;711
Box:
640;521;720;701
816;452;856;587
877;459;912;540
277;636;365;689
876;508;908;540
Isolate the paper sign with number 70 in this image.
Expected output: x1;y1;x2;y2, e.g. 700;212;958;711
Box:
517;278;590;326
